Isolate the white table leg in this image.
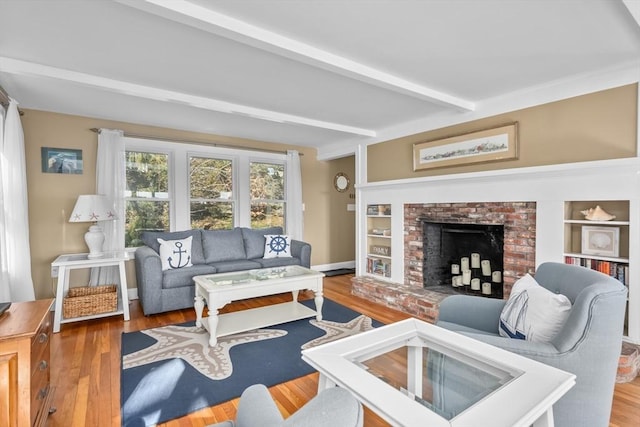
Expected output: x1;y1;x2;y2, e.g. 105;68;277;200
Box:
407;344;423;399
314;289;324;321
532;408;554;427
292;289;299;302
194;295;205;327
118;260;130;321
207;310;219;347
53;266;67;333
316;373;336;393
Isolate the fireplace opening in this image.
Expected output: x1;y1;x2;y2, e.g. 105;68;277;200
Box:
421;220;504;299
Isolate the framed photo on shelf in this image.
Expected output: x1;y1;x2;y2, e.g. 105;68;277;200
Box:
581;226;619;257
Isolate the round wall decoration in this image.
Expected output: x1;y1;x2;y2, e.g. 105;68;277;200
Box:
334;172;350;192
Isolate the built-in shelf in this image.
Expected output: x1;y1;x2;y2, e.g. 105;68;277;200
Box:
563;200;630;337
366;204;392;278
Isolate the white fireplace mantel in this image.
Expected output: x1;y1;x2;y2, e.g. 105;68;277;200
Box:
356;157;640;343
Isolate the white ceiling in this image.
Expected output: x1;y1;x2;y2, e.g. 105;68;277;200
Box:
1;0;639;159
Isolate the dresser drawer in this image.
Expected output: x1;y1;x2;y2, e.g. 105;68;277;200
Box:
30;311;52;425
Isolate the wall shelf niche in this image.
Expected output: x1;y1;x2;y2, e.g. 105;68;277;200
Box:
366;204;392;278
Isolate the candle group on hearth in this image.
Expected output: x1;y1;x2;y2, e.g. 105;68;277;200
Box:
450;252;502;295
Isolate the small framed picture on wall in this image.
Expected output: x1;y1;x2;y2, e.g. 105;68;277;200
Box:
41;147;83;174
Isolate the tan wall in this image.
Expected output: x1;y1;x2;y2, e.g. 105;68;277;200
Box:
21;110;340;299
326;156;356;264
368;84;638;181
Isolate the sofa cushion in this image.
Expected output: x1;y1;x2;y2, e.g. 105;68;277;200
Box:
208;260;263;273
241;227;283;259
162;264;217;289
202;228;246;263
158;236;193;271
141;229;205;264
263;234;292;259
498;273;572;342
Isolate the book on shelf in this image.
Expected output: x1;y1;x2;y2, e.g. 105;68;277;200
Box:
367;257;391;277
564;256;629;287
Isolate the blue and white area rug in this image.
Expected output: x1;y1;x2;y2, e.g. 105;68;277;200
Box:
120;299;380;426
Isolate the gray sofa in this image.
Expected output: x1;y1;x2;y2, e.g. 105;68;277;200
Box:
134;227;311;315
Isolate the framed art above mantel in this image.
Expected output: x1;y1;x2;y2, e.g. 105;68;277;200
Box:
413;123;518;171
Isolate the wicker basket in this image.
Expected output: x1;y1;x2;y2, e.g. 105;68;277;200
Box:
63;285;118;318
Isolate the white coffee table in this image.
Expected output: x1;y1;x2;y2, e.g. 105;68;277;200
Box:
193;265;324;346
302;318;575;427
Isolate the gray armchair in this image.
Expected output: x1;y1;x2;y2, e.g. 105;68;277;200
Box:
207;384;363;427
436;262;627;427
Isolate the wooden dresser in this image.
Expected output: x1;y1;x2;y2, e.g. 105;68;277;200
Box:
0;299;55;427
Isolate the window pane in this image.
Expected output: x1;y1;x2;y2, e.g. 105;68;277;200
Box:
126;152;168;196
251;202;284;229
125;200;170;246
191;202;234;230
190;157;233;199
250;162;284;200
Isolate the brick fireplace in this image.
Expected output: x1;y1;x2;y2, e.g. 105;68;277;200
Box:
352;201;537;322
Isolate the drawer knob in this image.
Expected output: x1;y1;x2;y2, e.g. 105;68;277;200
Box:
39;360;49;371
38;332;49;344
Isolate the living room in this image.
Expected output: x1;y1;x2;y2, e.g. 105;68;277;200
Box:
1;1;640;426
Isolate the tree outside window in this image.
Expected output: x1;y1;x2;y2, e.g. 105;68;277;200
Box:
250;162;285;229
190;157;234;230
124;151;169;247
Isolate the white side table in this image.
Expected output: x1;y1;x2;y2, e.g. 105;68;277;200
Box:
51;252;130;333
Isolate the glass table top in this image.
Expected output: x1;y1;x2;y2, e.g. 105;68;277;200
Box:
201;265;320;286
358;343;518;420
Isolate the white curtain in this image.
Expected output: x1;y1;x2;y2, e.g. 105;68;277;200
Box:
0;99;35;301
285;150;303;241
91;129;125;285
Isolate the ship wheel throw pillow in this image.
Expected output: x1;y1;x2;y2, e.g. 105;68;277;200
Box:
498;273;572;342
157;236;193;270
263;234;292;258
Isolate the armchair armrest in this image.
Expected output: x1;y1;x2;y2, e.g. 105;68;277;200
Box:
290;240;311;268
437;295;506;334
235;384;284;427
134;246;164;315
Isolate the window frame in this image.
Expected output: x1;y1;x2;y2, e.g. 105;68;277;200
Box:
124;137;287;248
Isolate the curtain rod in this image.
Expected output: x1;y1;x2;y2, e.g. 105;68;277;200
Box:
0;85;25;115
89;128;302;156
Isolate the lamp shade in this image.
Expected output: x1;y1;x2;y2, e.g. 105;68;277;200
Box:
69;195;116;223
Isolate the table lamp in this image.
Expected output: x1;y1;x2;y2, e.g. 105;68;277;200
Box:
69;195;116;258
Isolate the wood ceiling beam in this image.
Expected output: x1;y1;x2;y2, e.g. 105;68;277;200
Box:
115;0;476;112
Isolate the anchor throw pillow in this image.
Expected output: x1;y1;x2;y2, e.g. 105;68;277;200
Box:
498;273;572;342
157;236;193;271
263;234;292;259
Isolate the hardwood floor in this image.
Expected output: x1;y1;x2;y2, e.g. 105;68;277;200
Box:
47;274;640;426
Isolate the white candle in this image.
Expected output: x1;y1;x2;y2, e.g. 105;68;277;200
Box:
451;264;460;274
471;253;480;269
462;270;471;285
471;278;480;290
454;276;463;287
481;260;491;276
461;257;470;271
482;282;492;295
492;271;502;283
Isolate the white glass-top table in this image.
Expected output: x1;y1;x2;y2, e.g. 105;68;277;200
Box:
193;265;324;346
302;318;575;427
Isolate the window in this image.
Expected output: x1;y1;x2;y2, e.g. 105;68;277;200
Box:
190;156;234;230
124;151;170;247
250;162;285;228
123;138;290;248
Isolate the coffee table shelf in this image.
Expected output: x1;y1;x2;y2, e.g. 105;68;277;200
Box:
208;301;317;338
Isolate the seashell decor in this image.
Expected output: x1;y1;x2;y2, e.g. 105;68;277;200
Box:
580;205;616;221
